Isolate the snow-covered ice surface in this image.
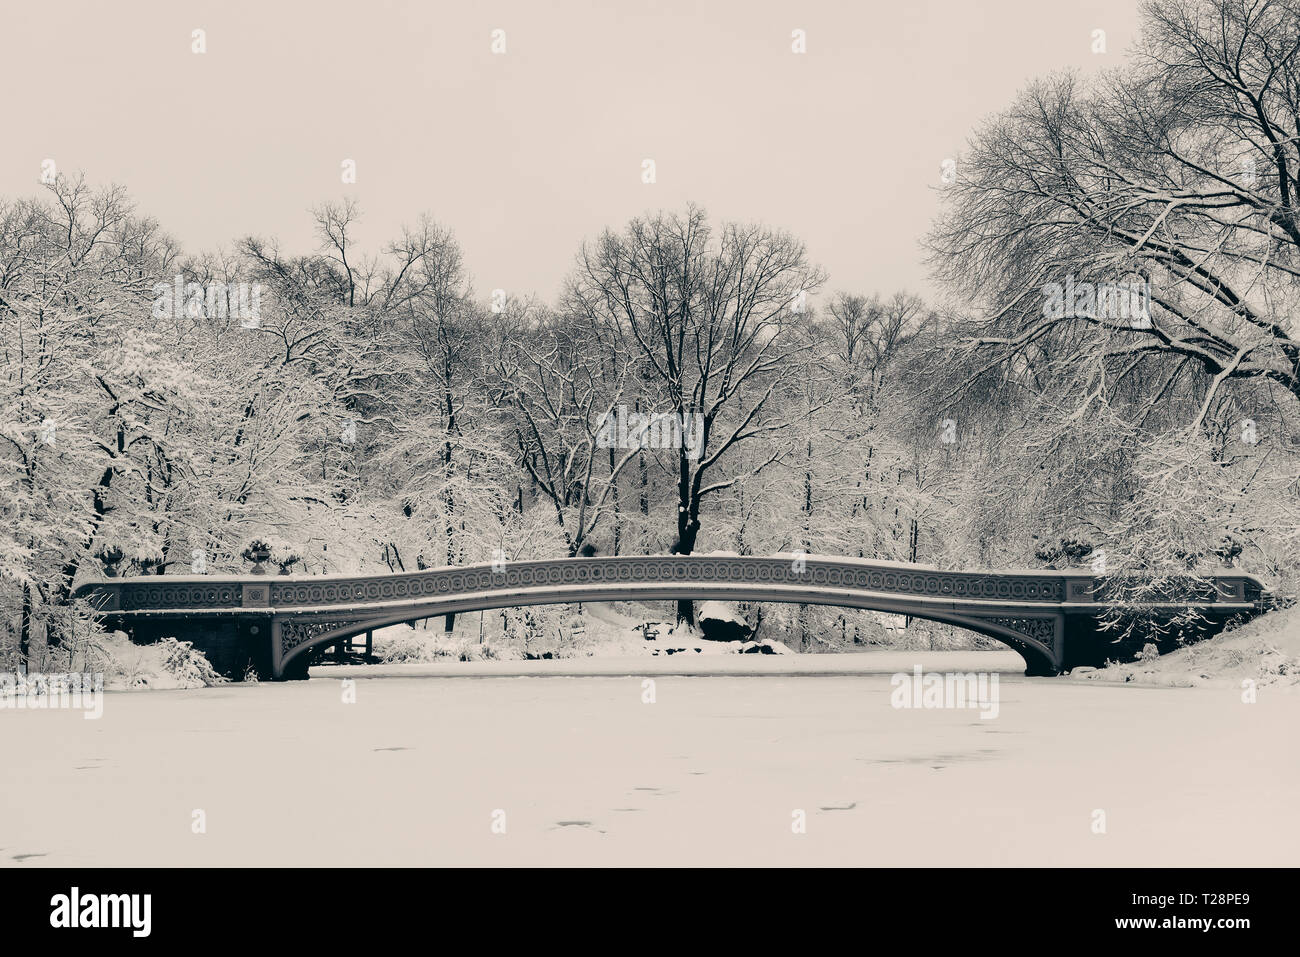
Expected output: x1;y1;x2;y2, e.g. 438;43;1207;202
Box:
1;650;1295;867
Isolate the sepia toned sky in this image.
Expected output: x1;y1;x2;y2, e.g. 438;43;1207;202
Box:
0;0;1141;303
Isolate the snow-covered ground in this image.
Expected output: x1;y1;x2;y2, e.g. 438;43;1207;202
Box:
370;600;794;662
1069;604;1300;690
2;651;1295;867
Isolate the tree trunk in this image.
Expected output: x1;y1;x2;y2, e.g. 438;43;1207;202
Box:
609;445;621;555
19;580;32;666
638;449;649;516
674;494;701;625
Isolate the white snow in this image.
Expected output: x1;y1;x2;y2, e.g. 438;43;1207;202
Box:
84;631;229;690
3;654;1295;866
697;600;745;626
1069;604;1300;689
362;602;787;661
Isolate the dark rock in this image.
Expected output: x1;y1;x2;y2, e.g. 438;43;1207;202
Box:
698;602;752;642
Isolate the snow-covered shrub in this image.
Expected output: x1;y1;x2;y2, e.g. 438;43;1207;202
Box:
77;631;228;690
457;642;501;662
375;627;458;663
158;637;228;687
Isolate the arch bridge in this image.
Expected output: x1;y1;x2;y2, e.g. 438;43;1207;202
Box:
74;555;1268;680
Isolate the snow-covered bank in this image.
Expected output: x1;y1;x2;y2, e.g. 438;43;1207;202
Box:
1068;604;1300;690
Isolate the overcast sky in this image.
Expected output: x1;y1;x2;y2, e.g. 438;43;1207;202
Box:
1;0;1142;304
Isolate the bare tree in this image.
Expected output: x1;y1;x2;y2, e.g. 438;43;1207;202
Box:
492;308;641;556
930;0;1300;422
569;206;825;623
828;291;930;406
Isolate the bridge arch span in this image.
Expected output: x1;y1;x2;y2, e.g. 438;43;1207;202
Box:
272;582;1061;677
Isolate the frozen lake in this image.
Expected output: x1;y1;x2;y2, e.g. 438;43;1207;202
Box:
2;652;1296;866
